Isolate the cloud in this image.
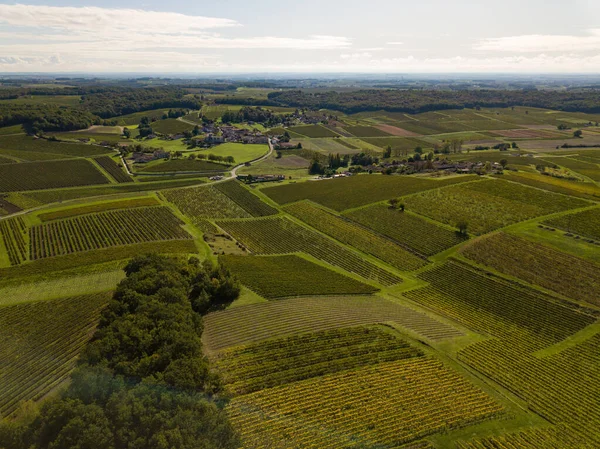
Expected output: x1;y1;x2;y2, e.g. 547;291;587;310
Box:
474;30;600;52
386;42;404;46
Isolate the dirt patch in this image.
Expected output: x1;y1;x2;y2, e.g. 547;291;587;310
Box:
375;124;421;137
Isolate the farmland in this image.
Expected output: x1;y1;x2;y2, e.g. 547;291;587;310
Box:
262;174;476;211
199;143;268;163
227;357;504;449
220;255;378;298
345;205;465;256
216;216;402;286
0;134;110;159
460;232;600;306
138;159;228;173
29;207;191;259
94;156;133;182
164;185;252;221
284;201;427;270
150;118;195;134
37;197;159;221
543;207;600;240
0;292;110;417
288;124;341;138
214;180;278;216
0;159;110;192
213;327;423;394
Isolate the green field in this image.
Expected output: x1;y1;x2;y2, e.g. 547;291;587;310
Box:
199;142;268;163
0;134;111;159
220;255;378;298
138;159;229;173
150;118;195;134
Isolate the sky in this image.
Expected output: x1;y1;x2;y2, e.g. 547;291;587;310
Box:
1;0;600;73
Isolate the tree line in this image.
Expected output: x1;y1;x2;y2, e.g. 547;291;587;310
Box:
0;254;241;449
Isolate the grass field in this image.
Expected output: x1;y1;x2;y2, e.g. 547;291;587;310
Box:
220;255;378;298
0;293;110;417
203;295;463;352
0;159;110;193
284;201;427;270
262;174;476;211
138;159;228;173
199;143;268;163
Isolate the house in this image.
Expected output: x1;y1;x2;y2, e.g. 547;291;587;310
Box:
204;134;224;144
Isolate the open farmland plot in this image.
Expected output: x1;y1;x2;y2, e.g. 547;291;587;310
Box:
405;261;595;349
344;125;393;137
227;357;504;449
543;207;600;240
213;327;423;395
200;143;268;164
359;137;428;153
112;108;168;126
288;124;341;138
203;296;463;352
94;156;133;183
457;426;592;449
214;181;278;216
461;232;600;307
403;179;589;235
37;197;159;221
489;129;566;139
374;124;421;137
284;201;426;271
150;118;195;135
216;216;401;286
29;206;191;259
0;217;27;265
0;159;110;193
542;157;600;181
139;159;228;173
163;185;252;222
0;292;110;417
262;174;475;211
502;172;600;201
220;255;378;298
345;205;465;256
459;332;600;445
0;135;110;159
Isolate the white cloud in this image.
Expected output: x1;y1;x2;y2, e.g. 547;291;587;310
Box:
386;41;404;45
474;30;600;52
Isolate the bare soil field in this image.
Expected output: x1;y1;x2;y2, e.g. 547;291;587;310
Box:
375;124;421;137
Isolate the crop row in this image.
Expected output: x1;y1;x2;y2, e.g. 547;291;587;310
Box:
227;358;504;449
29;206;191;259
220;255;377;299
458;333;600;445
0;292;111;417
345;204;465;256
214;180;278;217
37;197;160;222
163;185;252;224
262;174;475;212
460;232;600;307
0;159;110;193
203;296;463;352
457;425;593;449
94;156;133;183
406;261;595;349
543;207;600;241
284;201;426;271
0;217;27;265
213;326;423;395
216;216;402;286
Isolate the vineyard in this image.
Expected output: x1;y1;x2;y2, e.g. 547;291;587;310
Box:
213;327;423;395
345;205;465;256
503;171;600;201
543;207;600;241
460;232;600;306
216;216;402;286
37;197;159;221
29;206;191;259
458;333;600;445
94;156;133;183
261;174;475;211
202;296;463;352
0;217;27;265
405;261;596;349
0;292;110;417
214;181;278;217
139;159;228;173
0;159;110;192
457;425;594;449
0;135;110;159
220;255;378;298
163;185;252;223
227;357;504;449
284;201;427;271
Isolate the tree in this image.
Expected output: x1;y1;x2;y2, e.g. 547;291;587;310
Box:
388;198;399;209
122;127;131;139
573;129;583;138
456;220;468;236
383;146;392;158
276;151;282;159
499;159;508;168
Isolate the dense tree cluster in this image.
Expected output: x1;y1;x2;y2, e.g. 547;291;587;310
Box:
0;254;241;449
0;104;99;134
221;106;283;126
257;89;600;114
